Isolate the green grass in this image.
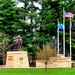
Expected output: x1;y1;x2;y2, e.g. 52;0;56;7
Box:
0;68;75;75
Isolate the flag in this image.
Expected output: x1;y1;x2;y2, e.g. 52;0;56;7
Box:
72;22;75;28
65;12;73;18
59;23;64;30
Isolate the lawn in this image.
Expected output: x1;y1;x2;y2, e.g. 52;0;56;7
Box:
0;68;75;75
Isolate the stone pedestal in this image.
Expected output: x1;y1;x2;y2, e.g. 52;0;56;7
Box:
36;54;71;68
6;51;29;68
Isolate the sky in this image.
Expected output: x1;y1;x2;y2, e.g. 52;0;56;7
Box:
17;1;41;9
17;2;24;7
17;1;41;24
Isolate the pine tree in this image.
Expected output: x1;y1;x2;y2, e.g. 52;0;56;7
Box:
0;0;20;37
18;0;40;52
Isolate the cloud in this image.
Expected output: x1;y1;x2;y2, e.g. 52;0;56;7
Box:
17;2;24;7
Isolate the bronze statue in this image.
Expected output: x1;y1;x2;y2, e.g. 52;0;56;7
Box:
12;35;23;51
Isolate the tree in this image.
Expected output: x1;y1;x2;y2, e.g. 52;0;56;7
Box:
0;0;21;38
17;0;60;50
0;32;10;65
17;0;61;65
1;0;75;62
35;0;60;48
17;0;40;62
36;44;56;74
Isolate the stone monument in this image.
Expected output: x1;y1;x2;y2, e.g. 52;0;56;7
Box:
6;51;29;68
36;54;71;68
6;35;29;68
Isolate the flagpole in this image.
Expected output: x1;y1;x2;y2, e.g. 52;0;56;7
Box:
57;19;59;55
70;18;72;58
63;7;65;57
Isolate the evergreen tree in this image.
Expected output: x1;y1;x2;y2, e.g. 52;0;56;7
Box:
1;0;75;60
0;0;20;37
18;0;40;52
36;0;60;48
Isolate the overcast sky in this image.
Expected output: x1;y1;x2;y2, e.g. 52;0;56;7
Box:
16;1;41;24
17;1;41;9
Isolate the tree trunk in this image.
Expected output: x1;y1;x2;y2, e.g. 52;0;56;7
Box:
3;54;5;65
45;62;47;75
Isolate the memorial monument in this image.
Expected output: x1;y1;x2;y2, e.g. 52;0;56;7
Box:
6;35;29;68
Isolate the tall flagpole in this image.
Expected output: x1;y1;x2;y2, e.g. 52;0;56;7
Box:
57;20;59;55
63;7;65;57
70;18;72;58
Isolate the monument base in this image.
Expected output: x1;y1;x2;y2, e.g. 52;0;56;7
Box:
36;54;71;68
6;51;29;68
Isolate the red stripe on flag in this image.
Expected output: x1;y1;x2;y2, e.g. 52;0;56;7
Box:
65;12;73;18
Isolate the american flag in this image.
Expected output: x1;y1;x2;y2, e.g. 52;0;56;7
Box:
72;22;75;28
65;12;73;18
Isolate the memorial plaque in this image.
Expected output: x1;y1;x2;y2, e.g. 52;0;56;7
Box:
8;56;13;60
19;57;23;61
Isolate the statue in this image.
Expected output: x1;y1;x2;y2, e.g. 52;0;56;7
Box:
12;35;23;51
